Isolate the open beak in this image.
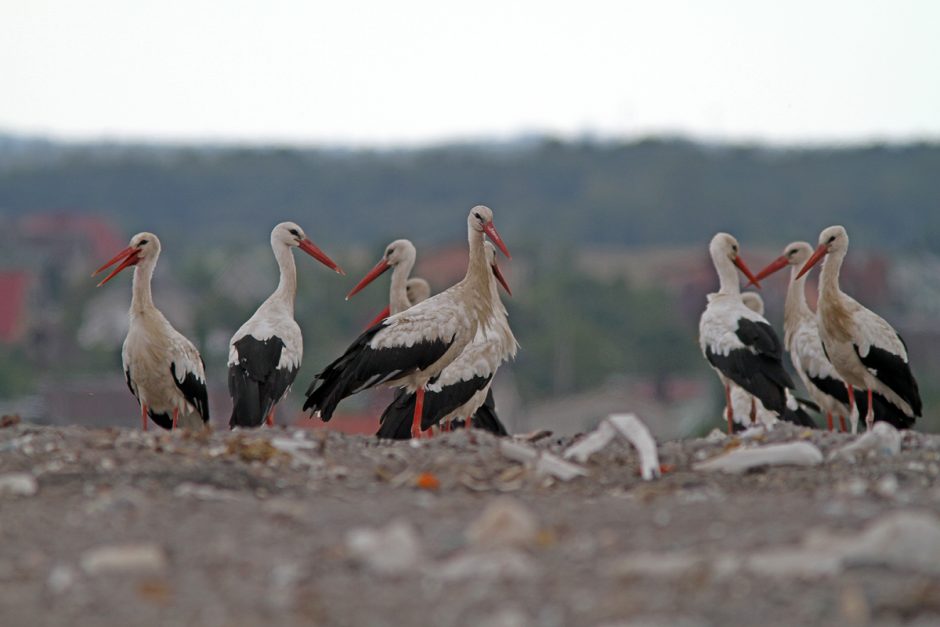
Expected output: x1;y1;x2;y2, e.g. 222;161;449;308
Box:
298;239;345;276
93;246;141;286
752;254;790;284
733;256;761;289
366;305;391;329
491;262;512;296
797;243;827;280
346;258;390;300
483;222;511;259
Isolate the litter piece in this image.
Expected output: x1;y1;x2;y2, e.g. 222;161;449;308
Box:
693;441;823;474
829;422;901;462
563;413;661;480
498;440;587;481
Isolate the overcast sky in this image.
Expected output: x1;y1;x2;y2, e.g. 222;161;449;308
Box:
2;0;939;145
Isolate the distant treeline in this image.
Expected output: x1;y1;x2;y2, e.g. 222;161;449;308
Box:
1;136;939;251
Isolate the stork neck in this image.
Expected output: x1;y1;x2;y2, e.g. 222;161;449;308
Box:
270;242;298;315
784;266;812;347
130;260;156;313
819;248;845;302
465;227;491;293
389;259;414;315
715;257;741;296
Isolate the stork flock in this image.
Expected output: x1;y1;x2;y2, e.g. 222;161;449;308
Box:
93;206;517;439
92;210;921;440
700;227;921;435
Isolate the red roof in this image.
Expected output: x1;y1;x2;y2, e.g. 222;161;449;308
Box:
19;213;125;259
0;271;31;343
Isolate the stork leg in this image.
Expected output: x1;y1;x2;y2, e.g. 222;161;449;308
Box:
724;384;734;434
141;404;149;431
172;407;179;430
749;398;757;424
826;411;833;432
411;387;425;439
846;384;858;434
866;388;874;431
465;414;473;431
839;415;847;432
266;407;275;427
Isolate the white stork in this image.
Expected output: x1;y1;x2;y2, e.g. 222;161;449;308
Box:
375;242;517;439
753;241;860;432
729;292;779;429
698;233;815;433
228;222;344;429
304;205;511;438
93;232;209;430
345;239;432;327
796;225;920;430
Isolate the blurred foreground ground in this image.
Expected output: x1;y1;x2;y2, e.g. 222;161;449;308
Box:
1;422;940;627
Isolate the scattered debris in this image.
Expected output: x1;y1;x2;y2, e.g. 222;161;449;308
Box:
693;441;823;474
563;413;661;480
829;422;902;461
0;472;38;496
46;564;76;595
434;550;539;582
499;440;587;481
466;497;540;550
173;482;240;501
345;520;423;575
1;414;21;428
415;472;440;490
80;544;168;576
226;436;283;464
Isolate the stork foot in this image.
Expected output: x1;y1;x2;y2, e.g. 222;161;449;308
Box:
266;409;275;427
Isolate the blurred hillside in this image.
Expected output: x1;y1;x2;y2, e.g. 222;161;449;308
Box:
2;135;940;251
1;134;939;434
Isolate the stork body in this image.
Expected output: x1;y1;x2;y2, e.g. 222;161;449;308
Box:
94;233;209;430
754;242;857;432
699;233;814;433
377;242;517;438
304;206;511;438
798;226;920;430
228;222;343;429
729;292;779;429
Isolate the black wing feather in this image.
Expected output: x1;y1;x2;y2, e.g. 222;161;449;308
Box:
807;374;851;406
854;343;922;417
171;362;210;424
853;388;916;429
470;389;509;436
229;336;298;428
305;322;454;421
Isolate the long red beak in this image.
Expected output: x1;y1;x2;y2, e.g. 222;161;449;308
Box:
93;246;141;286
733;256;761;289
797;243;827;280
346;258;391;300
492;262;511;296
298;239;345;276
753;254;790;283
366;305;392;329
483;222;511;259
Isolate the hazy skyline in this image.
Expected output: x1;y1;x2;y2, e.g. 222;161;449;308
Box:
3;0;939;146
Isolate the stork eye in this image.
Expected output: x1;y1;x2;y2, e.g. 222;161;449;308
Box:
827;235;836;244
289;228;300;237
138;239;149;246
474;212;484;223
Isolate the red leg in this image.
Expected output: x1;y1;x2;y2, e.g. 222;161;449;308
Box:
266;407;275;427
141;404;149;431
724;384;734;434
839;415;847;432
172;407;179;429
411;387;425;439
749;398;757;424
827;411;833;431
465;414;473;431
846;384;855;415
866;388;874;430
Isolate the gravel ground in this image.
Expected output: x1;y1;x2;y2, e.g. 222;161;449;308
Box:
2;419;940;627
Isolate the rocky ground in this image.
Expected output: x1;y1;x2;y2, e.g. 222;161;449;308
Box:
2;418;940;627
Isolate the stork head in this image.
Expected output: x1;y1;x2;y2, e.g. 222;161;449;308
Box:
469;205;511;259
405;277;431;305
346;239;417;300
272;221;344;275
753;241;814;282
93;232;161;287
797;225;848;279
485;241;512;296
741;291;764;315
709;232;760;288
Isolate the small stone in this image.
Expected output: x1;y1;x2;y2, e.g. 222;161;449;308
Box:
875;475;899;498
80;544;167;575
0;473;38;496
345;520;422;575
466;497;539;550
47;564;76;595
